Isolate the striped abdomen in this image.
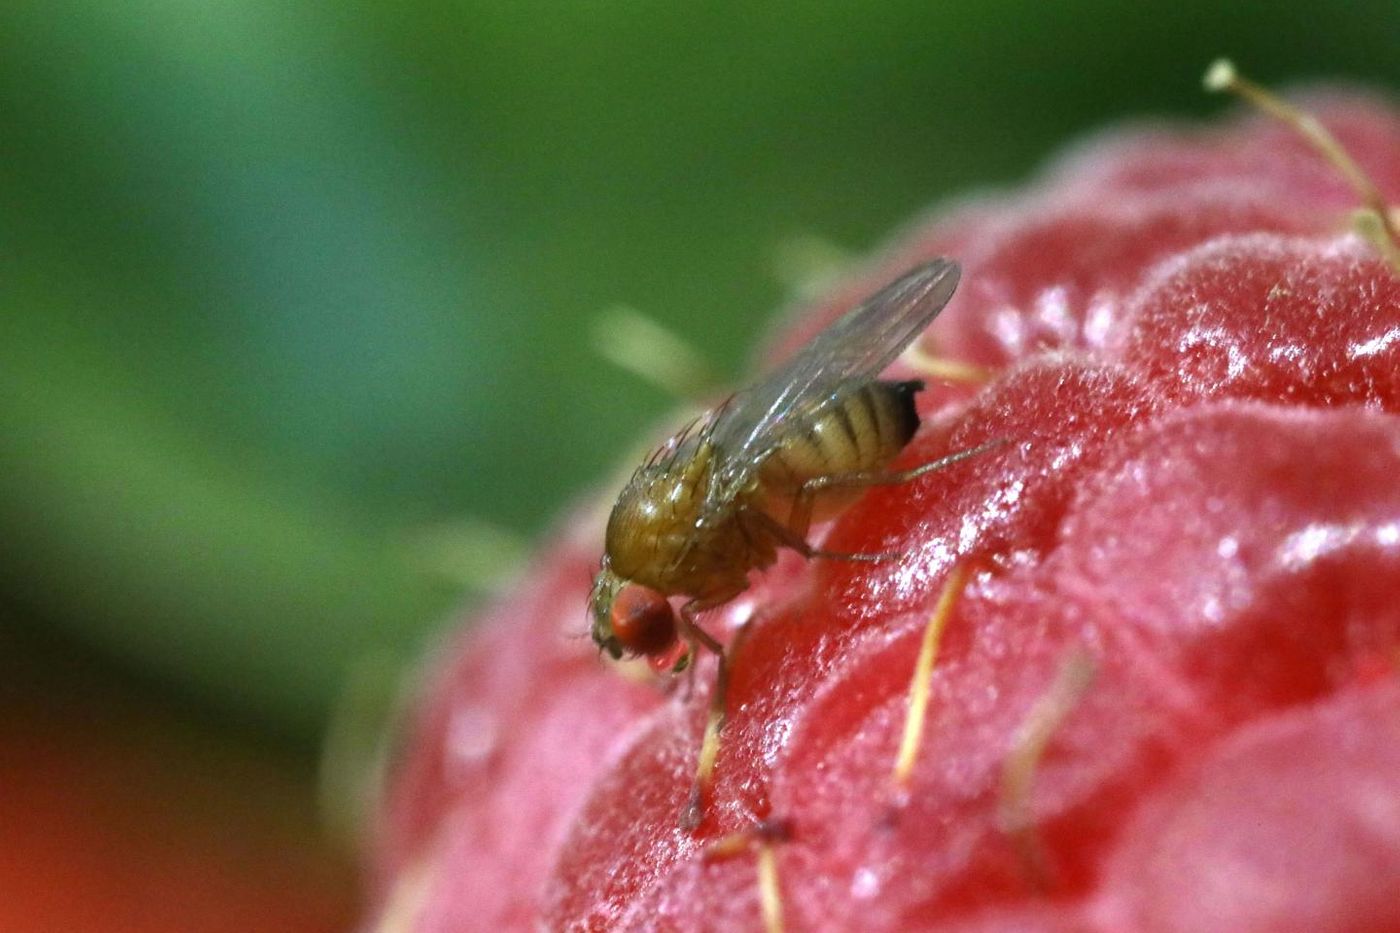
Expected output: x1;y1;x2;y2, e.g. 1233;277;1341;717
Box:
755;379;923;524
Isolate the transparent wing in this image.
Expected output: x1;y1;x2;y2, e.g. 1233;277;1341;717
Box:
702;258;961;509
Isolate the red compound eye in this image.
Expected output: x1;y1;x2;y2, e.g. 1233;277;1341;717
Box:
610;584;678;658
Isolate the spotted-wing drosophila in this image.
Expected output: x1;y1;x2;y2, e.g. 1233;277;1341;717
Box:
588;259;1008;823
589;257;1003;670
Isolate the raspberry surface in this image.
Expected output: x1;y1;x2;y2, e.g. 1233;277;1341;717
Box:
371;92;1400;931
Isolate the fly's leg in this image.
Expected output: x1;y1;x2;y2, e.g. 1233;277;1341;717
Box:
781;438;1010;559
742;506;895;563
677;595;737;830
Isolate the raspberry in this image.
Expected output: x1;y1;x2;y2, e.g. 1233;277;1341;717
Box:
369;87;1400;931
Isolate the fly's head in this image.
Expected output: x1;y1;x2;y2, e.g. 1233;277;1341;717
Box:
588;563;628;659
588;561;683;668
591;438;714;669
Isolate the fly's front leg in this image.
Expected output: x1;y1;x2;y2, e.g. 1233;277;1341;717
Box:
677;596;734;830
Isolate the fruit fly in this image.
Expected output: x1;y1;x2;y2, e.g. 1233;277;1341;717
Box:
588;258;1002;819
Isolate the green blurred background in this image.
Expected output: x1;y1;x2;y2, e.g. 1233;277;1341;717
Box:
0;0;1397;922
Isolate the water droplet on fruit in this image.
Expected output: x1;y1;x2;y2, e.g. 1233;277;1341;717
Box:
1048;439;1085;472
1201;595;1224;624
723;596;758;631
1224;343;1247;379
446;706;499;773
1277;522;1351;568
762;716;794;767
1085;294;1116;348
991;305;1028;355
1350;325;1400;359
1273;519;1400;569
977;477;1025;526
1033;285;1074;344
851;865;882;899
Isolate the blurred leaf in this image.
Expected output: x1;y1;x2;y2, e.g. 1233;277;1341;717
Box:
0;0;1397;735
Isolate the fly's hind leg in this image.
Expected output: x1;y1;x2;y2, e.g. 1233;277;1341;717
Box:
780;437;1010;558
742;506;897;563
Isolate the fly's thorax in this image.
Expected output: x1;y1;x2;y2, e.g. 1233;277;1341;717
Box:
757;379;923;520
604;441;716;587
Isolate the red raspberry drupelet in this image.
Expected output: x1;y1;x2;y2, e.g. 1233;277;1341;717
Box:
370;90;1400;932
